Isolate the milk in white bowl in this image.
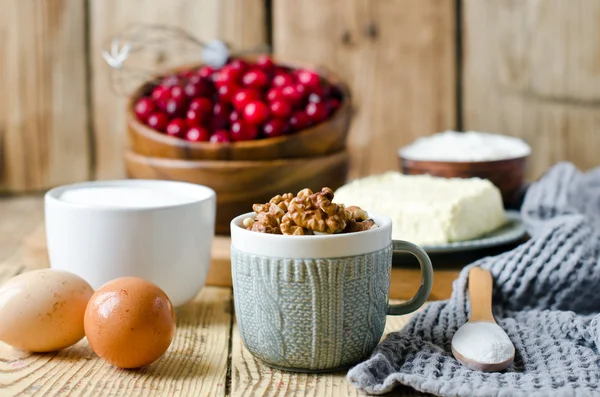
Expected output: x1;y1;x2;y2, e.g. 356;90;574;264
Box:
59;186;199;208
45;180;217;307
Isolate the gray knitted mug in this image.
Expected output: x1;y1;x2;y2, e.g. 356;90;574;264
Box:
230;212;433;372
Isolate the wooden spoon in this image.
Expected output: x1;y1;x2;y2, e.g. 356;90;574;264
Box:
451;267;515;372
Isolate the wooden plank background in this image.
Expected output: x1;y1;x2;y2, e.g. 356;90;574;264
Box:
0;0;598;192
0;0;90;192
89;0;267;180
462;0;600;179
272;0;456;180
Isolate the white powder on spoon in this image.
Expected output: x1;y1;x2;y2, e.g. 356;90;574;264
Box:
399;131;531;162
451;322;515;364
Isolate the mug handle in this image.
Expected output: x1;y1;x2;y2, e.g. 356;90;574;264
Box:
387;240;434;315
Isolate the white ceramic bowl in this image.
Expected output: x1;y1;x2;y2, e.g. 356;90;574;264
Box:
45;180;216;307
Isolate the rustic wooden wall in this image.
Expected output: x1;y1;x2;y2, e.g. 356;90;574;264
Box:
463;0;600;179
1;0;599;192
0;0;90;192
89;0;267;179
273;0;457;179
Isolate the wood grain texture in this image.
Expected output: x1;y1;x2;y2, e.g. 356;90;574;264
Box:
125;150;350;234
463;0;600;179
89;0;267;179
0;287;232;397
273;0;456;179
0;196;45;263
0;0;90;192
230;304;432;397
466;267;494;322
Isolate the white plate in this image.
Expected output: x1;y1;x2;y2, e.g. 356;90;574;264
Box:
420;211;527;254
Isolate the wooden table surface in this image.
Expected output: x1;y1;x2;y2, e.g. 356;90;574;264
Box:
0;196;456;396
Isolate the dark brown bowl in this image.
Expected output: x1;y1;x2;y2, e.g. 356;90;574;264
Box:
399;155;528;206
126;59;352;161
125;150;350;234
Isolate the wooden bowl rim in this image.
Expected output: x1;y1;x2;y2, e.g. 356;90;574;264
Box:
125;149;348;168
399;154;529;166
127;57;352;150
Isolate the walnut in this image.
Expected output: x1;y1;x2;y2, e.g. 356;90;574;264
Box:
343;219;378;233
252;193;294;215
296;188;313;198
288;187;348;234
280;213;307;235
346;206;368;221
249;212;282;234
244;188;376;235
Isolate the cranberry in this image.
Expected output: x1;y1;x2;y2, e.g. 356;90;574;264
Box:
327;99;341;115
211;103;230;130
269;100;292;118
230;120;259;141
189;98;213;115
225;64;245;81
162;75;180;87
296;69;321;90
152;86;171;109
312;83;331;98
146;112;169;132
213;102;230;119
198;65;215;79
308;93;324;103
186;108;210;127
217;84;239;103
232;89;261;111
210;130;231;143
186;126;210;142
281;84;304;106
229;110;241;123
170;85;185;100
134;97;156;122
242;69;268;89
243;100;270;124
266;87;284;102
178;69;196;79
272;72;294;88
262;119;288;138
306;102;328;123
151;85;168;101
294;83;307;100
166;118;188;138
256;55;274;70
228;59;249;74
164;97;187;117
214;66;242;87
289;111;311;131
184;79;212;98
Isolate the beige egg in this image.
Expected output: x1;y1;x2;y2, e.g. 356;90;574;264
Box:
0;269;94;352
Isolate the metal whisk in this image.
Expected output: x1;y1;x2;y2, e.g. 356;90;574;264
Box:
101;24;269;96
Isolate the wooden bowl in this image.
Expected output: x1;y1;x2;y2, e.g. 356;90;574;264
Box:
125;150;350;234
399;155;528;207
126;61;352;161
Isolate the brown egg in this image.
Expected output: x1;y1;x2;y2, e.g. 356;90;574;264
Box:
0;269;94;352
84;277;176;368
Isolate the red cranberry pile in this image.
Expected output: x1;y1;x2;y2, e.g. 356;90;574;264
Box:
133;56;343;143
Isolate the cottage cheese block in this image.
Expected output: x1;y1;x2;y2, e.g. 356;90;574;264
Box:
334;172;506;245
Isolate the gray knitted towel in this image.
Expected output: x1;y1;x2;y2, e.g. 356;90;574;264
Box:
348;162;600;397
